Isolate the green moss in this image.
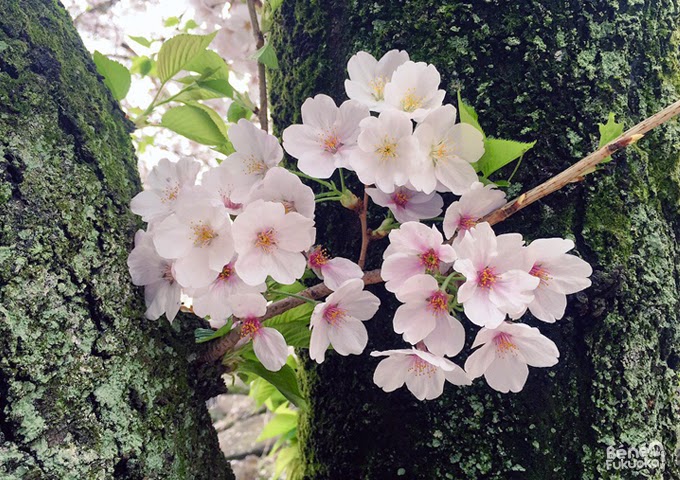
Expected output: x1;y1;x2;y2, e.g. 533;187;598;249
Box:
271;0;680;479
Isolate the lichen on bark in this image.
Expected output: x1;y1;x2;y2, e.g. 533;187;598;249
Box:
0;1;232;478
270;1;680;478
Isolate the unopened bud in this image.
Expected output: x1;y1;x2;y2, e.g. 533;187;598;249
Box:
340;190;361;211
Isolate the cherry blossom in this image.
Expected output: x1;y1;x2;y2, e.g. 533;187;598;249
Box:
372;348;470;400
453;222;539;328
521;238;593;322
130;157;200;223
282;94;369;178
153;189;235;289
383;61;446;122
352;110;420;193
382;222;456;293
411;105;483;194
307;246;364;291
464;322;559;393
309;278;380;363
443;182;506;241
394;275;465;357
344;50;410;111
232;200;316;285
247;167;315;218
201;159;247;215
366;186;443;223
232;293;289;372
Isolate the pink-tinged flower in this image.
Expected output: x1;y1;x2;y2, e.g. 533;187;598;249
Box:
411;105;483;194
443;182;506;241
130;157;200;223
522;238;592;322
381;222;456;293
366;186;443;223
352;110;420;193
227;119;283;202
127;229;182;322
383;61;446;122
248;167;315;219
309;278;380;363
453;222;539;328
394;275;465;357
464;322;559;393
201;160;247;215
371;348;470;400
307;246;364;291
232;200;316;286
344;50;410;111
232;293;289;372
282;95;369;178
190;259;266;328
153;190;235;289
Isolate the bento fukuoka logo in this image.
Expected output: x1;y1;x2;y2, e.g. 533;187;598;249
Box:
605;441;665;471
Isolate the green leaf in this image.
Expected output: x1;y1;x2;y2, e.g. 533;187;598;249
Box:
93;51;131;101
185;50;230;80
184;19;199;31
251;42;279;69
250;376;286;408
598;112;624;163
457;91;484;136
265;303;314;348
161;104;228;146
274;444;301;479
130;56;154;76
174;79;234;103
194;319;233;344
238;360;307;409
164;16;181;27
257;410;298;441
0;41;9;53
476;138;536;178
129;35;152;48
269;0;284;13
157;32;217;82
227;101;252;123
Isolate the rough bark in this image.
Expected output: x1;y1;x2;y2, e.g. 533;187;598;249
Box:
270;1;680;479
0;1;232;478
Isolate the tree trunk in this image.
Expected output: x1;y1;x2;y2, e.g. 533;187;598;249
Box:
0;1;232;478
270;1;680;478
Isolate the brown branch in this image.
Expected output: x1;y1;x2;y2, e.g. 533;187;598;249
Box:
357;189;370;269
482;98;680;226
246;0;269;132
199;269;383;364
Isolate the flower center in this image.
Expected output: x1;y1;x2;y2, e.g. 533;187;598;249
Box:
162;184;180;203
426;290;449;314
255;228;277;253
493;332;517;355
240;317;262;338
308;247;329;269
409;356;437;377
401;88;424;112
459;215;478;231
162;264;175;284
369;76;387;100
392;190;411;208
281;199;296;214
322;132;343;154
430;141;451;163
245;156;267;175
529;263;552;285
220;190;242;211
477;267;498;288
323;304;346;325
420;248;440;272
218;264;233;281
376;136;398;162
192;222;217;247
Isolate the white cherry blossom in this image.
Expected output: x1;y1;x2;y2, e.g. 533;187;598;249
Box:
344;50;410;111
383;61;446;122
307;246;364;291
201;160;247;215
366;186;443;223
443;182;506;241
247;167;315;218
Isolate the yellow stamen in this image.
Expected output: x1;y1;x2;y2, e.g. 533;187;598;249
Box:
255;228;277;253
401;88;423;112
192;222;217;247
377;137;398;162
369;76;387;100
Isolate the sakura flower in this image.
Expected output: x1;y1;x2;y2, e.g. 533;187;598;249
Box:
309;278;380;363
190;259;266;328
381;222;456;293
130;157;200;223
344;50;410;111
127;229;182;322
248;167;315;218
307;246;364;291
232;293;288;371
282;95;369;178
383;61;446;122
522;239;593;322
232;200;316;286
226;119;283;202
352;110;420;193
366;186;443;223
394;275;465;357
201;160;247;215
464;322;559;393
153;190;235;289
411;105;483;194
453;222;539;328
443;182;506;241
372;348;470;400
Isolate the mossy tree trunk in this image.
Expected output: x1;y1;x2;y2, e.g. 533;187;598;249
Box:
0;1;232;478
270;1;680;478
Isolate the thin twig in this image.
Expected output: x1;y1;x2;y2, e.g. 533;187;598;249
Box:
358;189;370;269
246;0;269;132
482;98;680;226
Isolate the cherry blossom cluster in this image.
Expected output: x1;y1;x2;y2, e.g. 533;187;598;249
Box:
127;49;593;401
